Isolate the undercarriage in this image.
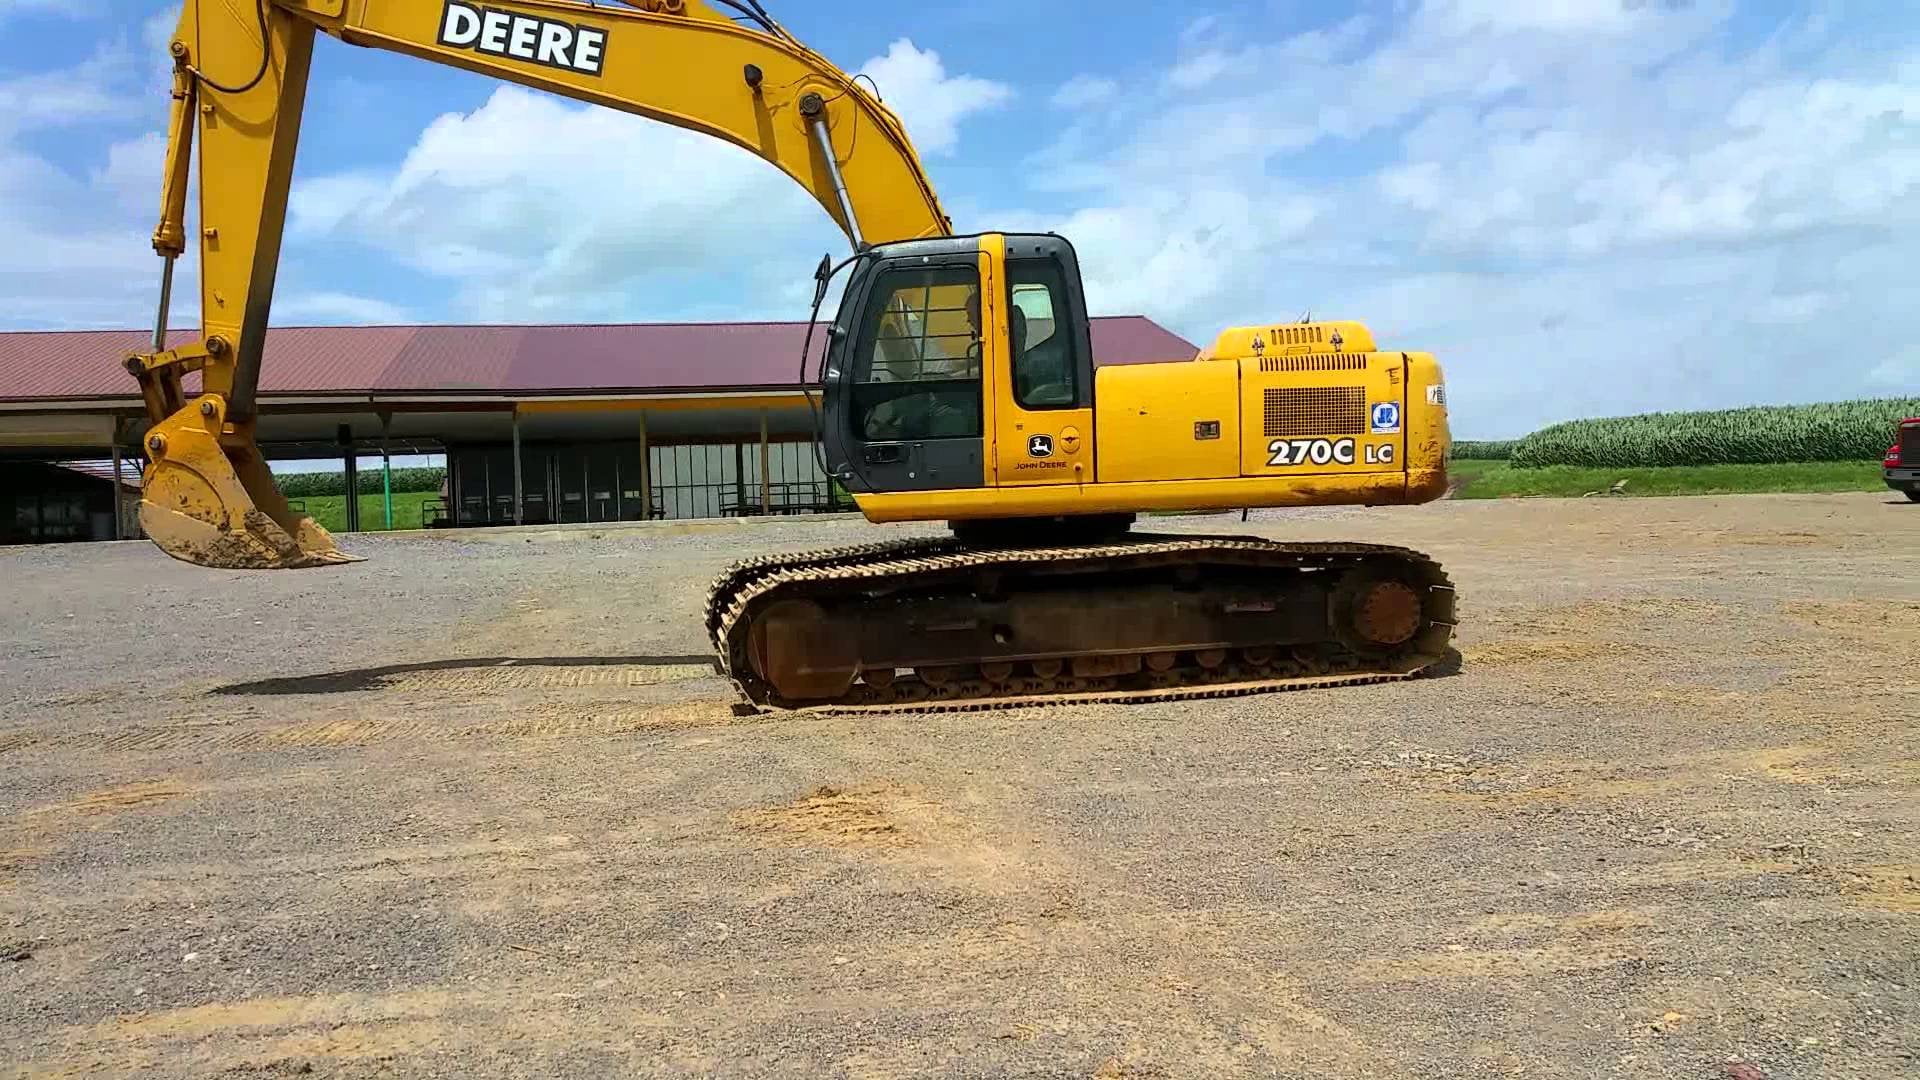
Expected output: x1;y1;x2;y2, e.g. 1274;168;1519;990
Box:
707;534;1457;711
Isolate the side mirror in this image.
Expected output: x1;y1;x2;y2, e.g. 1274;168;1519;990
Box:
812;253;833;307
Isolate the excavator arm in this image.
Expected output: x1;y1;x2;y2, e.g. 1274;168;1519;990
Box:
129;0;952;568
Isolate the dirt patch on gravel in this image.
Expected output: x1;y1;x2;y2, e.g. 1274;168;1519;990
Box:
732;783;948;851
1462;638;1625;667
1354;906;1654;982
1782;598;1920;638
23;780;187;818
1833;865;1920;914
2;780;190;893
1494;595;1731;629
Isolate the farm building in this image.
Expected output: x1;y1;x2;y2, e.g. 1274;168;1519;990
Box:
0;317;1197;541
0;460;142;545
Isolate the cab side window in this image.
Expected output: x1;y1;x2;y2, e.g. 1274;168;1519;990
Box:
849;267;984;441
1007;260;1080;409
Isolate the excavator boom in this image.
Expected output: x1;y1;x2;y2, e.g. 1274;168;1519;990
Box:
131;0;950;568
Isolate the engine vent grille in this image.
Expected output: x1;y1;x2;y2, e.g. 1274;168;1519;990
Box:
1264;387;1366;438
1901;423;1920;463
1260;354;1368;374
1266;326;1324;347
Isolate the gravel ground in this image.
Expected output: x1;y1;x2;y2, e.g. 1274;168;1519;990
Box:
1;493;1915;1079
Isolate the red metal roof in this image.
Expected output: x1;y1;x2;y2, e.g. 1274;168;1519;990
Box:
0;318;1198;403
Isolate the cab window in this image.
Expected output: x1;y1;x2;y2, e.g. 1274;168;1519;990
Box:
1007;260;1079;409
850;267;983;441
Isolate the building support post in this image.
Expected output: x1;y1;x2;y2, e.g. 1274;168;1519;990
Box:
511;407;524;526
379;412;394;531
760;410;772;515
339;424;360;533
733;443;746;515
110;435;124;541
637;412;651;520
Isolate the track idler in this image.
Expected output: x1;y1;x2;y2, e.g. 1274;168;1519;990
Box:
139;394;357;570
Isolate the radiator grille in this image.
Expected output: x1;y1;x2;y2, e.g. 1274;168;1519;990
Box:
1260;354;1368;374
1264;387;1366;438
1901;424;1920;463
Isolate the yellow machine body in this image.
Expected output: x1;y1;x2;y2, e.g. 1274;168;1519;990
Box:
854;311;1450;523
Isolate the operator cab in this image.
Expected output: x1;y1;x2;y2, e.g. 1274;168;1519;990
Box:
820;233;1097;499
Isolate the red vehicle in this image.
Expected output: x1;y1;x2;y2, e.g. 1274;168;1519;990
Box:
1888;418;1920;502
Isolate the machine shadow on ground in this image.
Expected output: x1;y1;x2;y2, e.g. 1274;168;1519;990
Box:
210;655;723;696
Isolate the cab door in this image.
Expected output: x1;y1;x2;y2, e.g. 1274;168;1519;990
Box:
989;236;1097;487
832;257;987;494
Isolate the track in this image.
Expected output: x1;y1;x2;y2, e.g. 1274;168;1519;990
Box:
707;535;1458;712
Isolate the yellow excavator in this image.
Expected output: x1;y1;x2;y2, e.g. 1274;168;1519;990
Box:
128;0;1457;710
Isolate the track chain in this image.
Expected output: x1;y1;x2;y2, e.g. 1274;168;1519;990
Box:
702;536;963;647
704;534;1457;713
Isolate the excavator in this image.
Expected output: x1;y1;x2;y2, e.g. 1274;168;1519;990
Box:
127;0;1458;710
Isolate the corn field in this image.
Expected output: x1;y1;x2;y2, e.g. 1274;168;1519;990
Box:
277;467;447;498
1451;440;1517;460
1508;399;1920;469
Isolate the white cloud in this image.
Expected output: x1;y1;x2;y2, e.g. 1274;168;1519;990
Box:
1;22;1015;332
1009;0;1920;436
1181;14;1222;44
287;171;392;236
91;131;165;213
1167;51;1233;91
290;85;835;321
0;55;126;137
1373;70;1920;262
0;0;94;21
1425;0;1651;35
1868;347;1920;391
1029;189;1325;331
1051;75;1117;110
142;5;177;53
274;292;412;325
0;43;176;330
288;40;1008;322
1753;292;1831;326
855;39;1011;155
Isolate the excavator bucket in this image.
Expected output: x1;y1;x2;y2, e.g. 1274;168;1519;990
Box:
139;395;357;570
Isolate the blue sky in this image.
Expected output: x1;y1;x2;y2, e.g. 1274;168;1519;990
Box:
0;0;1916;437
